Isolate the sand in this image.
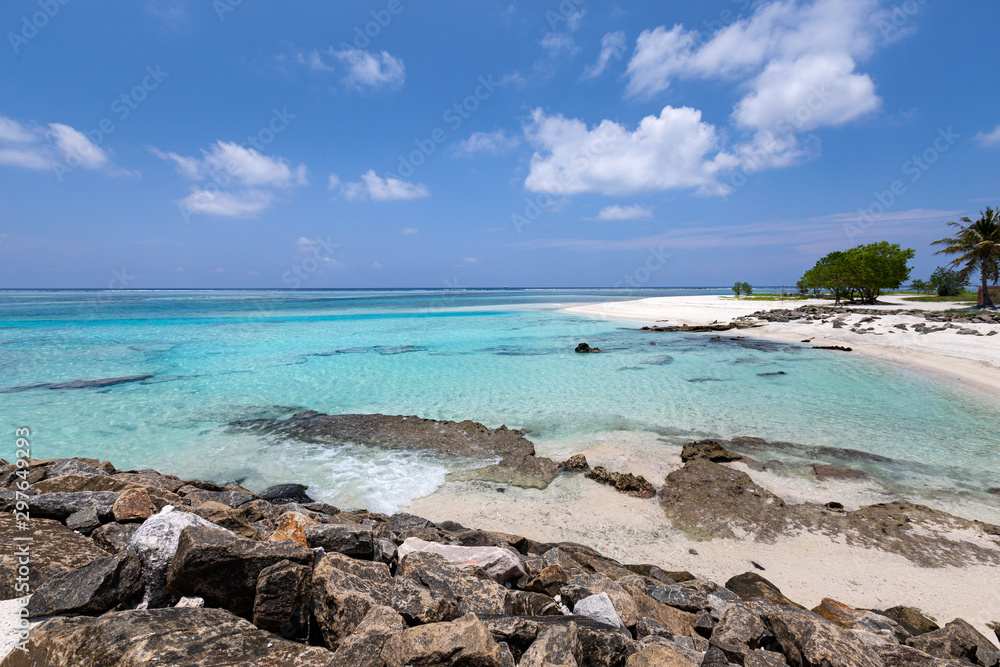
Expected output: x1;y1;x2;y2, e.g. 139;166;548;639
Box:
405;294;1000;644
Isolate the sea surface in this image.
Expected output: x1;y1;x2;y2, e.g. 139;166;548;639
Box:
1;289;998;515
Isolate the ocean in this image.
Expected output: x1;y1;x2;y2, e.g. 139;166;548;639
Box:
2;289;997;516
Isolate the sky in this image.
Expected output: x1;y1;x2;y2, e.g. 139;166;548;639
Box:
1;0;998;289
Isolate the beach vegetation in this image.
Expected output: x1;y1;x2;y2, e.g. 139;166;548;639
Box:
909;279;931;294
732;281;753;296
799;242;914;305
927;266;969;297
932;207;1000;308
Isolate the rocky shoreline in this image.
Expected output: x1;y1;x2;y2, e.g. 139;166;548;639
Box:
2;447;1000;666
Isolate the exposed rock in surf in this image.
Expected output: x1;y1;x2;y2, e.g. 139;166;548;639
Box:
561;454;590;470
229;411;560;489
575;342;601;353
584;466;656;499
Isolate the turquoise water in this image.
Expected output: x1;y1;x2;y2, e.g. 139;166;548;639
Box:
1;290;998;514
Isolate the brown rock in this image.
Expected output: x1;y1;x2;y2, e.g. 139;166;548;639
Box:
31;474;133;494
332;605;405;667
617;577;698;637
269;511;318;547
813;598;908;642
681;439;744;463
757;603;885;667
813;464;868;481
310;552;393;649
905;619;1000;666
90;521;140;554
380;612;508;667
26;551;144;617
0;514;109;598
563;454;590;470
879;607;940;636
112;487;156;522
726;572;803;608
560;573;640;627
397;551;512;618
626;643;698;666
585;466;657;498
519;623;582;667
252;559;311;639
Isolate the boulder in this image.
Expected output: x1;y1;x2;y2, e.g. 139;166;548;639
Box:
390;575;458;624
332;605;406;667
709;602;767;664
757;603;885;667
563;454;590;470
519;623;583;666
375;537;398;565
259;483;314;504
177;485;255;508
127;506;231;608
380;612;509;667
252;559;311;639
559;573;640;627
306;523;375;559
46;459;108;478
24;491;120;522
681;439;744;463
29;473;132;494
397;537;526;584
616;577;697;637
626;643;698;666
27;551;143;617
813;598;908;642
874;643;968;666
3;607;337;667
905;619;1000;666
65;507;101;534
878;606;940;636
0;514;109;598
585;466;657;498
649;585;709;613
112;488;156;522
573;592;624;629
90;521;139;554
269;511;319;547
396;551;512;618
310;551;394;649
165;525;314;618
726;572;803;608
511;590;564;616
113;471;186;493
481;615;634;666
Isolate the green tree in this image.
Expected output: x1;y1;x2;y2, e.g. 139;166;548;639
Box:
928;266;968;297
741;282;753;295
799;243;914;305
909;279;931;294
931;207;1000;308
732;281;743;296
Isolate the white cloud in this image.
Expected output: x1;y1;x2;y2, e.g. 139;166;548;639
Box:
333;170;429;201
974;125;1000;147
335;48;405;90
583;31;627;79
179;189;274;217
400;227;419;235
151;141;307;188
523;106;738;197
594;204;654;221
372;262;383;270
541;32;580;57
455;129;520;157
461;257;481;265
0;115;113;173
624;0;883;131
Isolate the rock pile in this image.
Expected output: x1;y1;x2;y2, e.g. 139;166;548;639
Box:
2;456;999;666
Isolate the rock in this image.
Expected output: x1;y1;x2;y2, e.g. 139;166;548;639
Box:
177;485;255;508
65;507;101;534
626;643;698;666
812;464;868;481
389;575;457;624
90;521;139;554
268;511;318;547
989;622;999;644
709;602;768;663
5;607;337;666
573;592;625;629
259;482;314;503
575;343;600;353
585;466;657;498
310;551;394;648
29;473;133;494
905;619;1000;666
192;500;261;539
252;559;311;639
0;514;109;598
24;491;120;522
127;506;231;608
813;598;908;642
520;623;583;666
563;454;590;470
397;537;526;584
332;605;406;667
166;525;314;618
231;411;560;489
175;596;204;607
757;603;885;667
649;585;709;613
46;459;108;478
726;572;803;608
113;470;186;493
112;487;157;522
375;537;398;565
681;439;744;463
511;590;564;616
877;606;941;636
560;573;640;627
27;551;143;617
874;643;966;666
381;612;508;667
396;551;512;618
306;523;375;559
617;577;698;637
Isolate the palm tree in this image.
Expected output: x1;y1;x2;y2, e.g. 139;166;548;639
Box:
932;208;1000;308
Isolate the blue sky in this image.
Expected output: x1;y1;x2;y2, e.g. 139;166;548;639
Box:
1;0;998;289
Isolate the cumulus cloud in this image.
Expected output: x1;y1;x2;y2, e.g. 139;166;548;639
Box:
178;189;274;217
0;114;114;174
974;125;1000;147
523;106;738;197
455;129;520;157
593;204;654;221
332;170;430;201
291;47;405;91
582;31;627;79
624;0;883;131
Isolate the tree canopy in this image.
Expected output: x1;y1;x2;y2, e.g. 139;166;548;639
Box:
799;242;915;304
932;207;1000;308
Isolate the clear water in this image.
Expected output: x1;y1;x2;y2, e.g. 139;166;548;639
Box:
1;290;997;514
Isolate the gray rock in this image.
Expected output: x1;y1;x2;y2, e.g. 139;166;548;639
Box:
635;617;673;640
91;521;140;554
259;483;314;503
905;619;1000;666
519;623;583;667
46;459;109;479
650;584;709;613
27;551;143;617
332;605;405;667
306;523;375;559
65;507;101;534
375;537;398;565
574;592;624;629
25;491;120;522
177;485;254;508
252;559;311;639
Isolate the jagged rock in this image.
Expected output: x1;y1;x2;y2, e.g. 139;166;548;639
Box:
46;459;108;478
574;592;624;629
127;506;231;608
268;511;318;547
306;523;375;559
563;454;590;470
626;643;698;666
65;507;101;534
397;537;526;584
23;491;120;522
482;615;634;666
375;537;398;565
332;605;405;667
29;473;132;494
988;622;999;643
381;612;508;666
650;585;709;613
681;439;744;463
166;525;314;617
112;487;156;522
177;485;255;508
511;590;564;616
0;514;109;598
235;498;283;524
757;603;885;667
878;606;941;636
813;464;868;481
4;607;337;666
259;483;314;503
390;575;457;624
813;598;908;642
90;521;139;554
396;551;512;618
252;559;311;639
520;623;583;666
709;602;767;663
310;551;394;649
192;500;262;539
726;572;803;608
175;596;204;608
27;551;143;617
585;466;657;498
905;619;1000;666
617;576;698;637
113;470;186;493
874;643;968;666
560;573;640;627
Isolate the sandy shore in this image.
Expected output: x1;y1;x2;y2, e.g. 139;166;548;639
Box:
566;294;1000;398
